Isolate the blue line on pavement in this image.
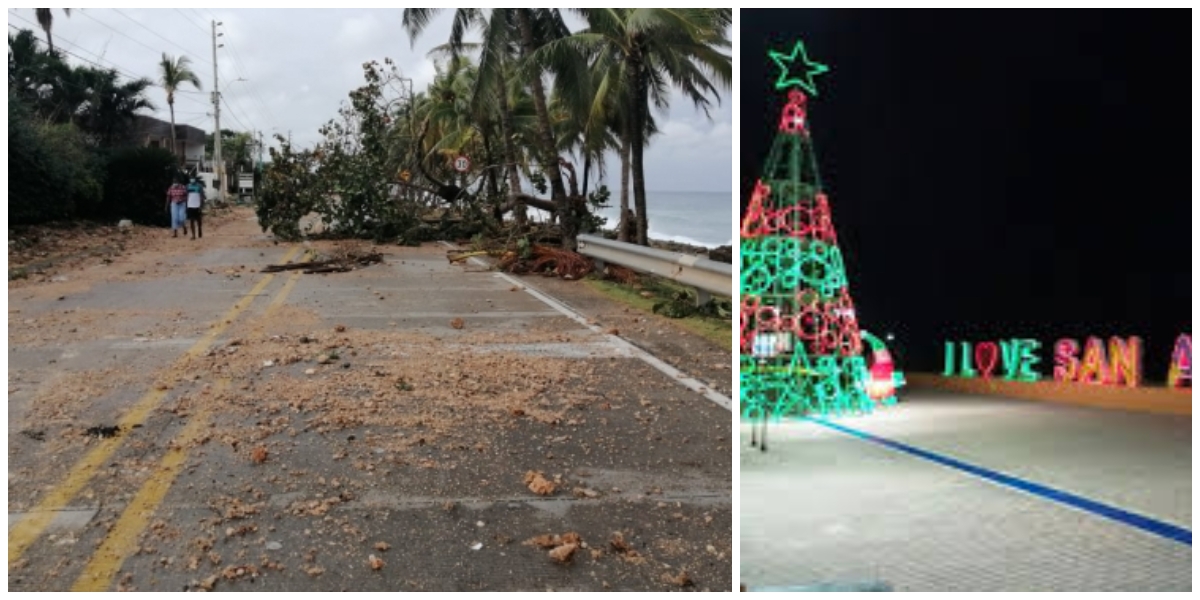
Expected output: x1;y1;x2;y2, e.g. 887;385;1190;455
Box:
804;417;1192;547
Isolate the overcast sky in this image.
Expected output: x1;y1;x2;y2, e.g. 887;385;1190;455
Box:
9;8;733;194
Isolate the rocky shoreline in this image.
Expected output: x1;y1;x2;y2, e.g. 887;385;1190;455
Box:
593;229;732;264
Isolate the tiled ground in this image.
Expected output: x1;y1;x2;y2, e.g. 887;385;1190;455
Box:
740;390;1192;592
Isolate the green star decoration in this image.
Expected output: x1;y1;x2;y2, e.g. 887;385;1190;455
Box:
769;40;829;95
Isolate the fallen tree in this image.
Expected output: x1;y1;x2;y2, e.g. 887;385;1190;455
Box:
261;252;383;274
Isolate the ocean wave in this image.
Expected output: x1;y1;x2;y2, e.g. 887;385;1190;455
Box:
591;209;732;248
646;229;733;249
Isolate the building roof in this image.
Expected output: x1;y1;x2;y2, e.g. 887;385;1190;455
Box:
130;114;207;144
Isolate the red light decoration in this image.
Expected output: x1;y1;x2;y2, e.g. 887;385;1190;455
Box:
1054;336;1145;386
1054;338;1081;382
779;90;809;134
741;181;772;238
974;341;1000;378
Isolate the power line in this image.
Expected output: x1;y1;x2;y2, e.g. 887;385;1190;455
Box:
8;16;136;78
217;74;269;134
202;14;275;132
173;9;209;35
112;8;211;66
8;21;210;113
221;35;281;131
8;22;141;83
73;9;167;58
220;93;252;132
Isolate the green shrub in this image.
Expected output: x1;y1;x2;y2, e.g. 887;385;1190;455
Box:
8;96;104;224
98;147;177;225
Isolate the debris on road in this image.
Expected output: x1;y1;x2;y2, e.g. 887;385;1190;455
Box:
84;425;120;439
523;470;557;496
367;554;385;570
549;542;578;564
262;253;383;274
222;564;260;581
526;532;584;564
662;569;694;588
609;531;645;564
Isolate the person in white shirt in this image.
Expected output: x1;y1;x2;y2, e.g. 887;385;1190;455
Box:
185;178;206;239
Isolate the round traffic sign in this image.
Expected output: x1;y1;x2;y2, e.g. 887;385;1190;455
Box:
453;155;471;173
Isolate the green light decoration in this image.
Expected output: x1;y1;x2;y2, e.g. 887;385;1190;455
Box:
1017;338;1042;382
741;41;901;424
768;39;830;96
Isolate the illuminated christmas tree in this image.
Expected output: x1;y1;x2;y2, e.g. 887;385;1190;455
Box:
740;40;898;420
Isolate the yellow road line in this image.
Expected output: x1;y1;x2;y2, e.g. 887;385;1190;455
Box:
268;253;309;312
69;251;313;591
70;379;231;592
8;245;302;566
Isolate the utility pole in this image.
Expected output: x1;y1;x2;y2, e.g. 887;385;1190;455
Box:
211;20;225;205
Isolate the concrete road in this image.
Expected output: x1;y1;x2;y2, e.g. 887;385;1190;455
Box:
8;209;733;592
740;389;1191;591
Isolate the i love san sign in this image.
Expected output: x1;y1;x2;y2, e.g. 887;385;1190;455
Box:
942;334;1190;389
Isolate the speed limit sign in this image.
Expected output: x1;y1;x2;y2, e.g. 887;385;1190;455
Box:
453;155;471;173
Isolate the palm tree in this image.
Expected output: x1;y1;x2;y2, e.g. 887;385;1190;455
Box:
9;29;71;118
157;53;202;163
71;67;156;146
535;9;731;245
35;8;69;54
403;8;579;246
404;10;517;187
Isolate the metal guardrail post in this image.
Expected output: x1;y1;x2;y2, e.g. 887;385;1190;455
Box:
576;234;732;304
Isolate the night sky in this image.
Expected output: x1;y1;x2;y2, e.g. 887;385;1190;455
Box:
741;9;1192;379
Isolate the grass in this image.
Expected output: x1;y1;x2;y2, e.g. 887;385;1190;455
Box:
584;277;732;351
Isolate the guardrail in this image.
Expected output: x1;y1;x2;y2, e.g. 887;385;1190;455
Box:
575;234;732;305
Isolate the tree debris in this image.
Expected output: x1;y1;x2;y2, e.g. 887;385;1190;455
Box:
84;425;120;439
261;253;382;274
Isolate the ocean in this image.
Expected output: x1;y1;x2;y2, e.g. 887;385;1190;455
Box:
592;190;734;248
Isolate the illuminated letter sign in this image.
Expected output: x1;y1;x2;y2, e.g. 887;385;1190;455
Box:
1168;334;1192;389
942;339;1042;381
1106;336;1142;387
1054;338;1081;382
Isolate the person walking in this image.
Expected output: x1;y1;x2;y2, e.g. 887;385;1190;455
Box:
165;178;188;237
186;177;206;239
